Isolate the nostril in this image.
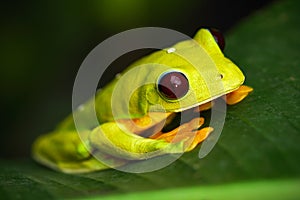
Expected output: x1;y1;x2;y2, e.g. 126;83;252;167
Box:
220;74;224;79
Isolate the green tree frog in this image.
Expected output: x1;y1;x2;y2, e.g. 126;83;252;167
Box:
32;28;253;173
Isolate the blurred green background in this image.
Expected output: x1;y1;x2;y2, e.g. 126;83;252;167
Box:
0;0;274;158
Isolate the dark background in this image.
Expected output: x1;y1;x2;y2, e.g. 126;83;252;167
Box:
0;0;275;158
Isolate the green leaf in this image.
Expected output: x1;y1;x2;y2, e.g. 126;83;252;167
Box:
1;0;300;199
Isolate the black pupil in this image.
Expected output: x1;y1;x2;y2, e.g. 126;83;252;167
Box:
158;72;189;100
208;28;225;51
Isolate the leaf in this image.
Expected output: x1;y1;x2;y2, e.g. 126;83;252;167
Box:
1;0;300;199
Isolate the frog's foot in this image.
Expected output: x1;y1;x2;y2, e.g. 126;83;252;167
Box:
150;117;213;152
225;85;253;105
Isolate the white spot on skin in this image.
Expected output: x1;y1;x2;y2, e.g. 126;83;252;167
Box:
78;105;85;111
115;73;121;79
167;47;176;53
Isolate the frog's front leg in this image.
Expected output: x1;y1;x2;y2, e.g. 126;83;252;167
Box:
150;117;213;152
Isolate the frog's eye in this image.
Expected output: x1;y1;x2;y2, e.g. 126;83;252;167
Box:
157;71;189;100
209;28;225;51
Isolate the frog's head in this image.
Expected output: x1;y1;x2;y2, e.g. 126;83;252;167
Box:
140;28;245;112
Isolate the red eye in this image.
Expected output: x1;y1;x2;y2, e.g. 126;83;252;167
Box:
208;28;225;51
158;71;189;100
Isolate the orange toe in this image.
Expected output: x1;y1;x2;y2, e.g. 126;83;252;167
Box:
226;85;253;105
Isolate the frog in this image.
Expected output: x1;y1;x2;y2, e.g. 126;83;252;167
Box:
32;28;253;173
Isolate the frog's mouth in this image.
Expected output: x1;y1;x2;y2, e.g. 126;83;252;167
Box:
140;84;252;138
172;85;241;113
126;85;252;139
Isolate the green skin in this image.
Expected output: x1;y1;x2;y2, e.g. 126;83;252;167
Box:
32;29;245;173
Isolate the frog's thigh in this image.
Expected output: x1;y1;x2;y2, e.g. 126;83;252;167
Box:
89;121;186;160
32;130;109;173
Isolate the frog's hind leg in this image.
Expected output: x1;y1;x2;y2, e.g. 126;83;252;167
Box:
32;130;110;173
89;121;193;161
